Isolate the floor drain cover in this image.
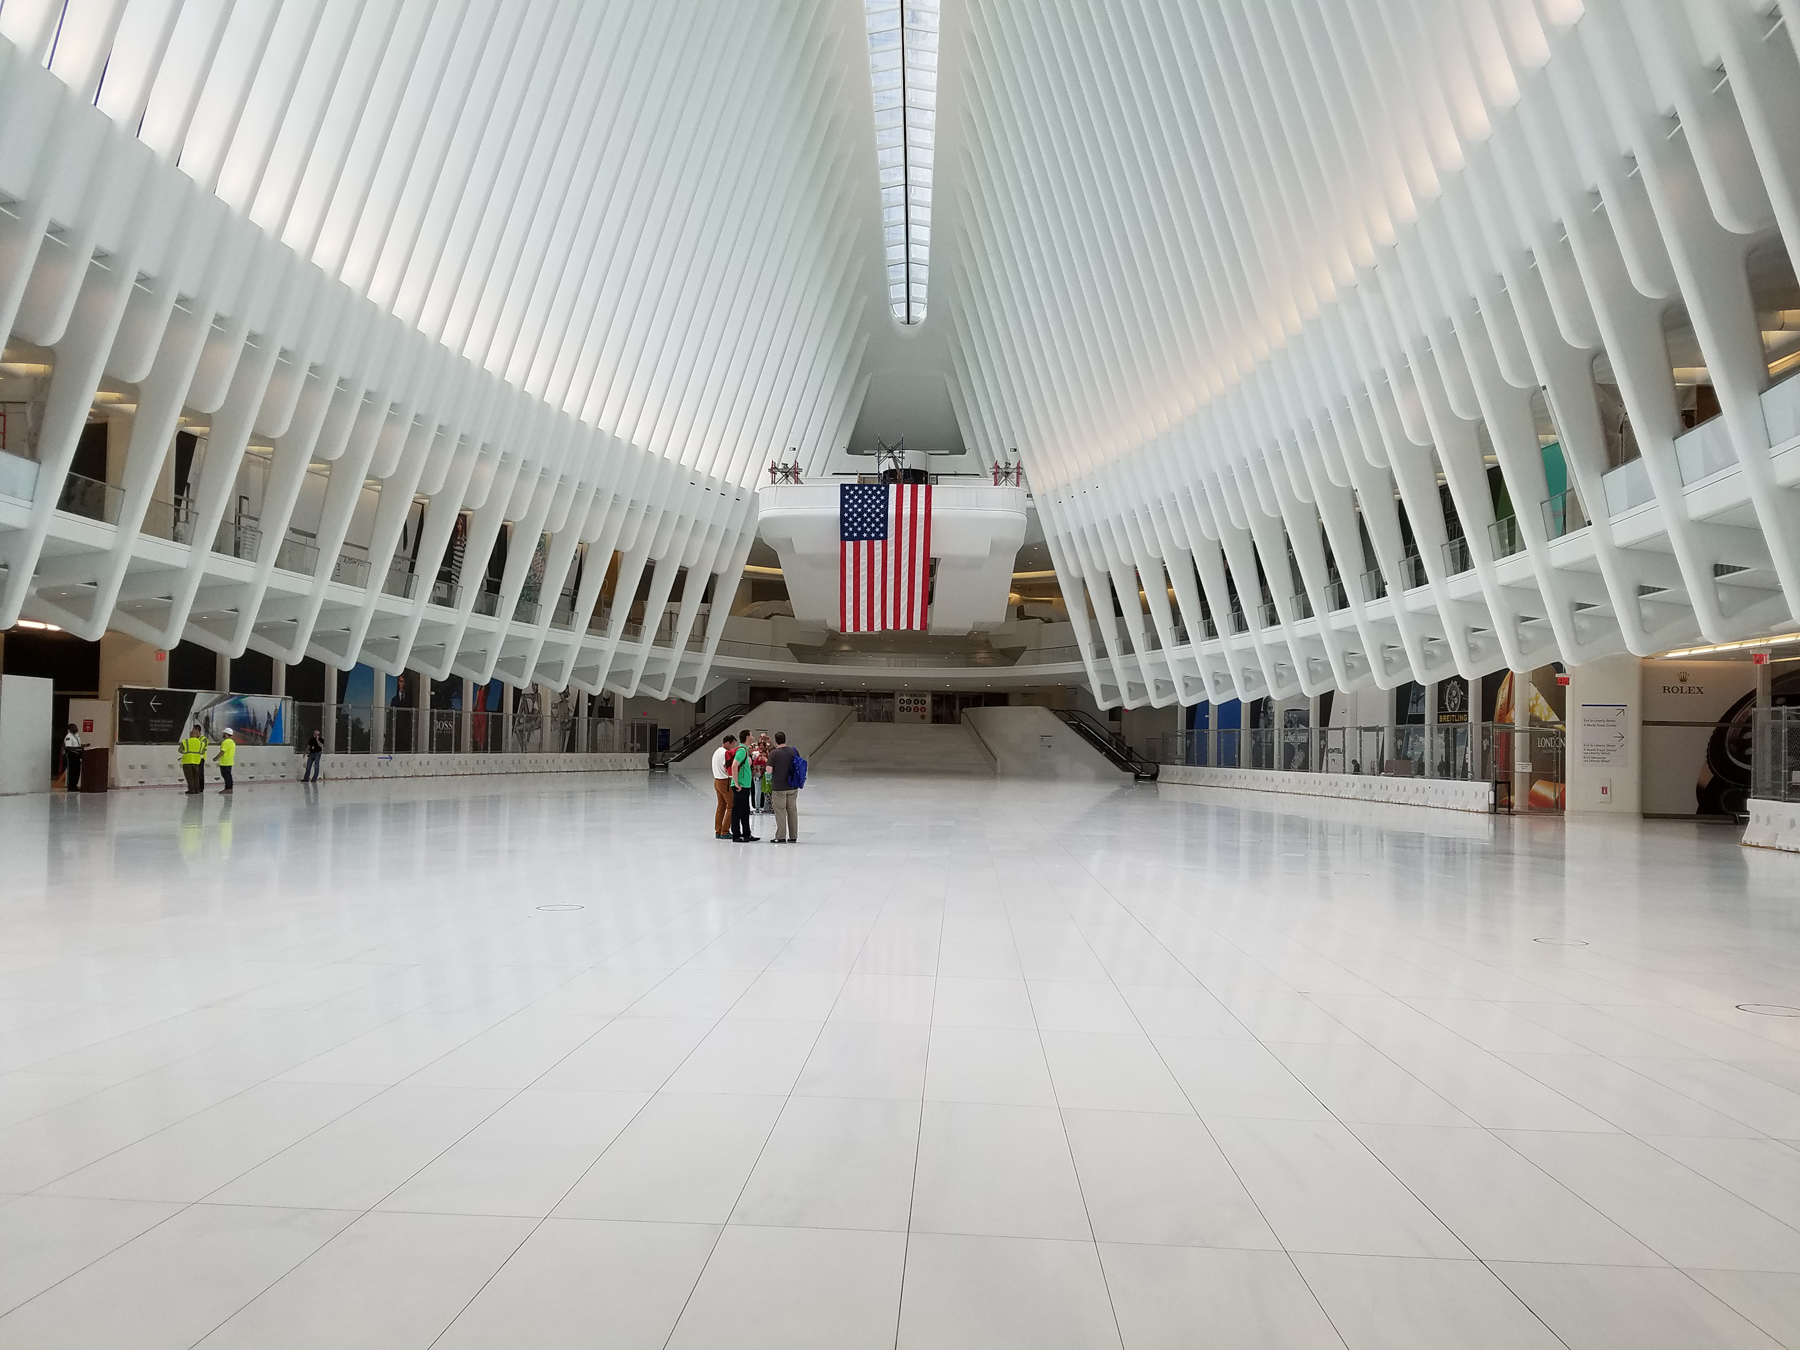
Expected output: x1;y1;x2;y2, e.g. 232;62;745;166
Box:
1533;937;1588;946
1737;1003;1800;1017
537;904;585;912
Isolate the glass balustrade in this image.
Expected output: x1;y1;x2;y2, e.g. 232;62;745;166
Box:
292;705;652;757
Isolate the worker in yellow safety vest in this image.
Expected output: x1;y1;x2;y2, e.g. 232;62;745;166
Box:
178;724;208;795
213;728;237;795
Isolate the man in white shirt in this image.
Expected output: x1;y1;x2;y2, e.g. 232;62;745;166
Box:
711;735;736;840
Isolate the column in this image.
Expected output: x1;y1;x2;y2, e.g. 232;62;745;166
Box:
1512;668;1532;812
323;666;337;753
372;668;388;754
461;676;472;754
1565;654;1641;814
1424;683;1438;777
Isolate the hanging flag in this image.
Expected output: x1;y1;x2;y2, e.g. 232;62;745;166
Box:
840;481;932;632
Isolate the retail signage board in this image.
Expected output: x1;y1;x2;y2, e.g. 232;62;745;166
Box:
1579;703;1630;768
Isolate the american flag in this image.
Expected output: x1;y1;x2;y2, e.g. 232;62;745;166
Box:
840;482;933;632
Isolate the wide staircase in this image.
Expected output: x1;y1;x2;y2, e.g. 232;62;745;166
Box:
821;721;995;776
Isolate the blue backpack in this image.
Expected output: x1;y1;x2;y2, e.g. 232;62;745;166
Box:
789;752;807;789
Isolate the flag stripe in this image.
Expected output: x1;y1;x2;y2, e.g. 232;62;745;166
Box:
839;483;932;633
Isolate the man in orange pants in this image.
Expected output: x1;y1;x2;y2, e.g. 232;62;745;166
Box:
711;735;736;839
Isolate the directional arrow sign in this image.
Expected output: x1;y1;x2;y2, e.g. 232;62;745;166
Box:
1580;704;1631;768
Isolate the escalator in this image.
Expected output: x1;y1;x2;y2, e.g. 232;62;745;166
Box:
1053;709;1159;781
653;701;750;770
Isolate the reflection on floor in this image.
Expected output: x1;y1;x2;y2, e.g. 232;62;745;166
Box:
1;767;1799;1348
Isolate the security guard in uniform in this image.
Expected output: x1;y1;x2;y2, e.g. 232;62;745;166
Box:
178;724;208;795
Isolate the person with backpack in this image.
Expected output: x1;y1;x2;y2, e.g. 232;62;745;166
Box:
766;730;805;843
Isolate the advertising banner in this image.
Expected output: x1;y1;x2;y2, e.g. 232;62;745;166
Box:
1436;675;1469;724
1640;659;1767;816
117;688;291;746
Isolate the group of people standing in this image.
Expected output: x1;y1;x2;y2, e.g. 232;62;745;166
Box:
712;728;801;843
176;723;236;794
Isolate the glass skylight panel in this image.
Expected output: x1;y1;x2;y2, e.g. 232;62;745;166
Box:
865;0;938;325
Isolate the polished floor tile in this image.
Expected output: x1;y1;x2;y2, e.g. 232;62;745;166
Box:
897;1232;1121;1350
1494;1261;1787;1349
553;1092;785;1224
732;1095;919;1230
377;1089;646;1217
7;768;1800;1344
1060;1108;1277;1248
666;1225;905;1350
0;1194;182;1316
1348;1122;1662;1266
911;1100;1090;1240
0;1202;356;1349
193;1210;535;1349
1295;1252;1564;1349
434;1218;719;1349
1099;1244;1340;1348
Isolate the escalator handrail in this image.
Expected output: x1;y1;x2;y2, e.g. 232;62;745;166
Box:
665;702;751;763
1053;709;1159;779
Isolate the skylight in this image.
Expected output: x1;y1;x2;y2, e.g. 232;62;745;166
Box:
865;0;938;325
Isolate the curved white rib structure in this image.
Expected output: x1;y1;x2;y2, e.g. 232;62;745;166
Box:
5;0;1800;712
936;0;1800;707
0;0;879;697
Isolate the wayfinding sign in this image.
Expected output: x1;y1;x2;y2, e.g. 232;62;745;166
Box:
1579;703;1630;768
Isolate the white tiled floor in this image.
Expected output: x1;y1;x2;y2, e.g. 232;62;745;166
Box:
3;769;1800;1346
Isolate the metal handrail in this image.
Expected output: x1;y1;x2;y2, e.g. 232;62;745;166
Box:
660;701;752;766
1053;708;1158;780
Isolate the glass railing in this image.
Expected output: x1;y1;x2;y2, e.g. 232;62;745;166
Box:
52;474;195;544
1361;567;1388;602
332;549;371;587
143;495;194;542
1016;644;1082;665
1157;721;1542;786
1489;515;1525;559
513;599;540;624
1399;552;1429;589
1442;536;1474;575
274;532;319;575
1601;457;1653;515
1323;579;1348;612
1752;708;1800;803
472;588;501;617
55;471;123;524
214;518;261;561
429;578;460;608
1541;490;1586;540
382;562;416;599
292;704;651;757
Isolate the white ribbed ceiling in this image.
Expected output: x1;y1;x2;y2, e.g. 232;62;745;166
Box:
11;0;1800;709
7;0;890;488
